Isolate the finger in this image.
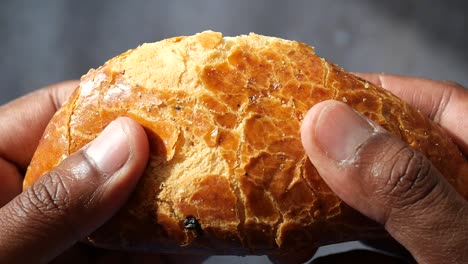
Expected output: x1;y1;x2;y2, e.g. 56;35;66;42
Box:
0;81;78;206
353;73;468;155
301;100;468;263
0;80;78;172
0;117;149;263
0;158;22;207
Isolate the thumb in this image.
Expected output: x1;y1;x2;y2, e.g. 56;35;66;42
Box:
0;117;149;263
301;100;468;264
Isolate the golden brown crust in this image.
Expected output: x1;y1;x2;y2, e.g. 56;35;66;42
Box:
24;31;468;259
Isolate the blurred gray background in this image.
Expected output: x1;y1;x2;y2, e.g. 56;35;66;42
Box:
1;0;467;105
1;0;466;263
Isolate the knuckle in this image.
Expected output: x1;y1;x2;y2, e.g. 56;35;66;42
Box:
20;169;72;218
0;152;107;244
378;144;438;209
19;151;105;218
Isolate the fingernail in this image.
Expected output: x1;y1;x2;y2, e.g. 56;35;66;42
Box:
85;120;130;174
315;102;374;162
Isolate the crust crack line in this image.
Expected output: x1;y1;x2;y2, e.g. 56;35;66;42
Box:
322;60;337;100
66;88;81;156
231;128;247;249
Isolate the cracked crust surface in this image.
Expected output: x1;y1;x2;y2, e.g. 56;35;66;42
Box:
24;31;468;259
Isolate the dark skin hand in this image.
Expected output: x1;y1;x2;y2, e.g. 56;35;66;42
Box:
303;73;468;264
0;81;153;263
0;74;466;263
0;82;206;263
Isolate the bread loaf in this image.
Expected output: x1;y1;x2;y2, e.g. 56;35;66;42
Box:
24;31;468;260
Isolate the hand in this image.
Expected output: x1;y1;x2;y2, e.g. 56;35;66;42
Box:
301;74;468;263
0;82;150;263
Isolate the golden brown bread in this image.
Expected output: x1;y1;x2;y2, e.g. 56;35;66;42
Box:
24;31;468;259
